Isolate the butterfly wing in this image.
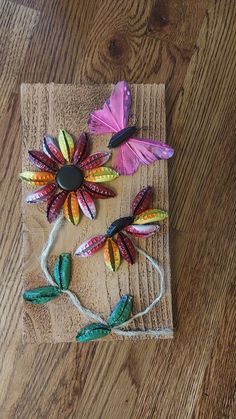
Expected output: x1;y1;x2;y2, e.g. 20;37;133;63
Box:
88;81;131;134
114;142;140;175
114;137;174;175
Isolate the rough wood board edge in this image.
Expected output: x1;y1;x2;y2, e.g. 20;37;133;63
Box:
21;83;174;343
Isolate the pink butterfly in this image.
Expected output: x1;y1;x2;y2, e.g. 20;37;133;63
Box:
88;81;174;175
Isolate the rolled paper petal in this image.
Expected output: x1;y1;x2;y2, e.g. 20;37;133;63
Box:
84;167;119;183
28;150;58;173
53;253;71;290
75;235;107;257
83;181;115;199
73;132;89;165
80;151;111;170
134;209;168;224
116;232;136;264
124;224;160;238
103;238;120;272
63;191;80;225
20;171;55;186
43;135;65;164
76;189;96;220
25;182;57;203
23;286;61;304
47;190;68;223
58;129;74;162
107;295;133;327
132;186;153;216
76;323;111;342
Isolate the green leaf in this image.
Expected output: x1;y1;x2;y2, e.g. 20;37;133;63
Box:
23;286;61;304
53;253;71;290
107;295;133;327
76;323;111;343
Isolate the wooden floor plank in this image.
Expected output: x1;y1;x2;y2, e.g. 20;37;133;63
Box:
9;0;43;8
0;0;236;418
0;0;39;116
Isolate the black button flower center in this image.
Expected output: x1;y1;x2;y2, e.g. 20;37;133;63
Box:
56;165;84;191
106;216;134;237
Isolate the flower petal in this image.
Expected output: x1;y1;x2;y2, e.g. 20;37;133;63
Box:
28;150;58;172
124;224;160;238
75;235;107;257
73;132;89;165
132;186;153;216
116;232;136;264
25;182;57;203
83;181;115;199
47;190;68;223
63;191;80;225
103;238;120;272
43;135;65;164
80;151;111;170
58;129;74;162
134;209;168;224
84;167;119;183
77;190;96;220
20;171;55;186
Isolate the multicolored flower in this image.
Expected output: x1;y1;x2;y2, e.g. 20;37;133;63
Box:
20;130;119;224
75;186;168;271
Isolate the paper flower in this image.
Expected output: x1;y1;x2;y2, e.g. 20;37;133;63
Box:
75;186;168;271
20;130;119;224
23;253;134;343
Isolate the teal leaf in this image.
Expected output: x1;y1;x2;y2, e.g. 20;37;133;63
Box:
76;323;111;342
23;286;61;304
107;294;133;327
53;253;71;290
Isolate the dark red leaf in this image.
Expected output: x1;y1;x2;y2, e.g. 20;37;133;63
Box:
77;189;96;219
28;150;58;172
47;191;68;223
132;186;153;216
116;232;136;264
83;181;115;199
80;151;111;170
73;133;89;165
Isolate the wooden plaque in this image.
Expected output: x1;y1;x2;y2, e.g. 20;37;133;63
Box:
21;83;173;343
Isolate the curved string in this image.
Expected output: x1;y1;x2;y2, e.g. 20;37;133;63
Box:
39;214;106;325
39;215;172;338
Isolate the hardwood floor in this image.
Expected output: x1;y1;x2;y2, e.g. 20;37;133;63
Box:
0;0;235;418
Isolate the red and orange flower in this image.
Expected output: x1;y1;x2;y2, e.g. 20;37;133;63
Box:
75;186;168;271
20;130;119;224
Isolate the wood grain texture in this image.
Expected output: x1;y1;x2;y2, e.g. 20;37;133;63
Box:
21;83;173;342
0;0;236;418
0;0;39;117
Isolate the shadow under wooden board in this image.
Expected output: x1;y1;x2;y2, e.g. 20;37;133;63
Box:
21;83;173;343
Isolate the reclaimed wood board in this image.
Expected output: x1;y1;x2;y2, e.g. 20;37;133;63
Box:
21;83;173;343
